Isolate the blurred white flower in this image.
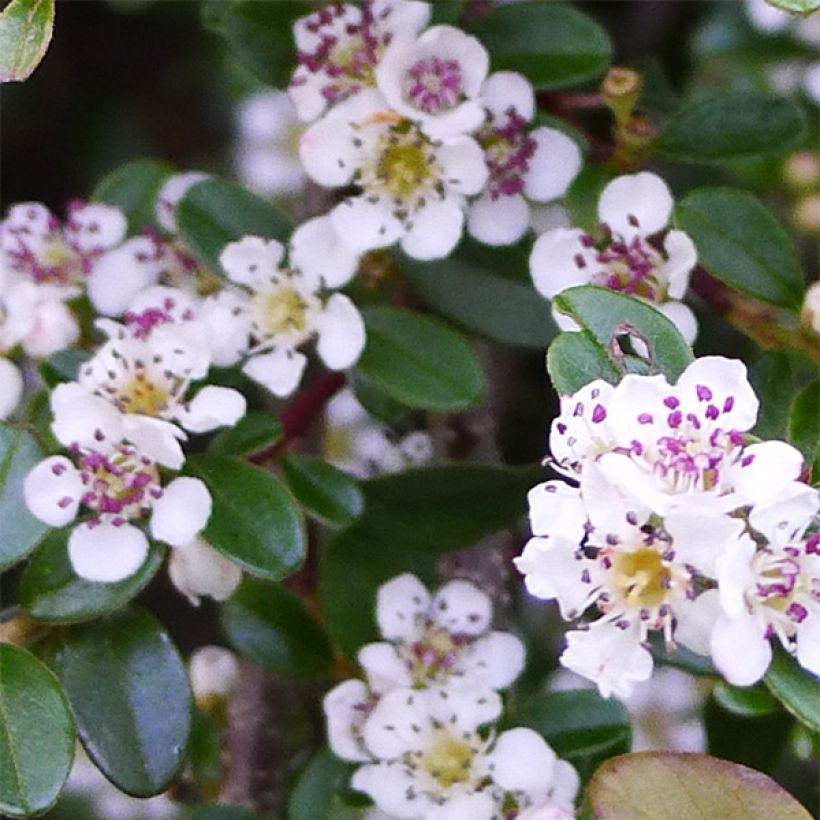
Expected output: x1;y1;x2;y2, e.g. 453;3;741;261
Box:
168;536;242;606
0;357;23;419
189;645;241;703
155;171;210;234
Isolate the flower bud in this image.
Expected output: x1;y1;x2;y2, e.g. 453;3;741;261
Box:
783;151;820;192
601;67;642;126
792;194;820;234
800;280;820;335
189;646;240;706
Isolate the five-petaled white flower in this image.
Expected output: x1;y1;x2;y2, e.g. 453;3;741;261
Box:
530;172;699;344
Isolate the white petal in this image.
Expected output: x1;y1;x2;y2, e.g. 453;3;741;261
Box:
438;137;489;196
665;507;746;579
431;579;492;636
363;688;430;758
673;589;721;657
87;237;165;316
729;440;804;508
377;573;430;640
796;616;820;677
331;197;404;254
178;386;247;434
0;359;23;419
748;482;820;548
400;198;464;260
481;70;534;120
199;290;252;368
467;193;530;247
50;383;124;449
598;172;673;240
242;348;307;398
658;301;698;345
426;684;501;732
358;642;413;694
69;203;127;253
150;477;212;547
460;631;526;689
351;763;427;818
527;480;587;542
715;536;759;619
24;456;83;527
168;537;242;606
315;294;366;370
711;613;771;686
662;230;697;299
419;101;486;141
524;128;583;203
68;522;149;583
120;415;186;471
488;727;556;791
219;236;285;289
323;679;372;763
20;299;80;358
156;171;210;233
289;215;361;288
189;646;240;701
529;228;594;299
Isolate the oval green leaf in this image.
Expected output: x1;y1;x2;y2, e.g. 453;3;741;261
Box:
0;644;75;817
589;752;812;819
658;91;807;162
788;379;819;475
39;349;91;388
0;0;54;83
675;188;805;309
208;411;283;457
92;159;173;233
517;689;631;782
546;330;622;396
221;577;334;676
289;748;357;820
0;422;49;571
282;453;364;528
51;608;191;796
712;681;780;718
186;454;305;580
764;649;820;732
19;528;164;624
176;178;291;272
356;307;484;411
468;3;611;89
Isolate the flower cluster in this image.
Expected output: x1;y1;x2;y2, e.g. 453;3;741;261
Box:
324;573;579;819
291;0;583;257
516;356;817;696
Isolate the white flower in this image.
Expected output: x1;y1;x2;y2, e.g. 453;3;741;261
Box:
358;573;526;694
24;445;212;583
711;482;820;686
234;90;306;197
155;171;211;234
300;88;488;259
219;221;364;397
530;172;698;344
467;71;582;246
375;25;488;139
548;356;804;516
324;678;378;763
0;357;23;419
288;0;431;122
168;536;242;606
189;646;241;703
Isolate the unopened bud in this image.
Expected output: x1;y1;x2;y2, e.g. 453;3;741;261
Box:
800;281;820;336
783;151;820;192
189;646;241;706
601;67;642;126
792;194;820;234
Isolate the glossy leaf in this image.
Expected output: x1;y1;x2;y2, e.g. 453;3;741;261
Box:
0;422;49;570
761;0;819;14
468;3;612;89
589;752;812;819
400;252;557;349
357;307;484;411
546;330;622;396
750;352;798;440
282;453;364;528
186;454;305;580
91;159;173;233
222;577;333;676
658;91;806;162
176;178;291;272
39;349;90;388
517;689;631;782
320;463;548;655
0;644;75;817
0;0;54;82
676;189;805;309
765;650;820;732
788;380;819;473
565;163;616;234
49;608;191;797
208;411;283;457
289;748;356;820
19;528;164;624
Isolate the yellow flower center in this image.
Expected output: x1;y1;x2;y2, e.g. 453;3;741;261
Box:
118;373;171;417
422;733;475;789
252;285;309;338
377;140;434;200
611;547;671;610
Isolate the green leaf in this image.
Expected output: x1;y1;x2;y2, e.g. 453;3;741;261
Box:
0;0;54;83
565;163;616;234
208;411;283;457
749;352;798;440
0;644;75;817
222;578;333;676
788;380;819;472
588;752;812;819
0;423;49;571
766;0;820;14
19;529;164;624
712;681;780;718
765;650;820;732
320;463;548;655
202;0;306;88
675;188;805;309
176;178;291;273
289;748;356;820
38;349;90;388
468;2;611;89
400;252;557;349
349;370;410;426
48;608;191;797
187;454;305;580
548;285;694;393
91;159;173;233
356;307;484;411
282;454;364;528
517;690;631;782
658;91;807;162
